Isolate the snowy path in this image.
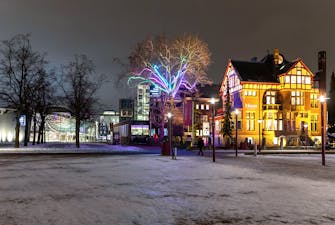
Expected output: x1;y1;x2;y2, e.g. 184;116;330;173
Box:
0;154;335;225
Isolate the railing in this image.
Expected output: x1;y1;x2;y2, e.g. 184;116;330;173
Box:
262;104;282;110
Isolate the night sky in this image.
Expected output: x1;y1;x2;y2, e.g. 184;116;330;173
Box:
0;0;334;110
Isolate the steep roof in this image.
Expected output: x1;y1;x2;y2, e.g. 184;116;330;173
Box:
231;54;297;83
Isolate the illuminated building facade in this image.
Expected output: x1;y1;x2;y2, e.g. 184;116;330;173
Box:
44;112;96;142
135;84;150;121
220;50;322;148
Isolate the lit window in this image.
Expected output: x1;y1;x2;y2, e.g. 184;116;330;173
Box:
201;104;204;110
206;104;210;110
310;94;318;108
244;90;257;96
291;91;304;105
285;76;290;83
246;112;255;131
297;69;302;75
265;91;276;104
291;76;296;83
195;104;199;110
305;77;311;84
311;115;318;132
297;76;301;84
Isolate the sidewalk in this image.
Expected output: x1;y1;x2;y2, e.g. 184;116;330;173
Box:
0;142;161;155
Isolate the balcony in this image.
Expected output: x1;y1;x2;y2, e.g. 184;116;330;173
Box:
262;104;282;111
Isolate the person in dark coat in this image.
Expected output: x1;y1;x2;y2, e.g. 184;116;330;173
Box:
197;137;204;156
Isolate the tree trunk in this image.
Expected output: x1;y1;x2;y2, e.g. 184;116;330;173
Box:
37;115;45;144
24;114;32;146
32;114;37;145
15;113;20;148
75;117;80;148
159;97;165;142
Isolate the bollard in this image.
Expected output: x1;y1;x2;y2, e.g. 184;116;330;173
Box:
254;143;257;156
173;147;177;160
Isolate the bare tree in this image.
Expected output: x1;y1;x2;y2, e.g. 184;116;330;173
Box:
0;34;43;147
128;33;212;140
58;54;104;148
31;65;56;145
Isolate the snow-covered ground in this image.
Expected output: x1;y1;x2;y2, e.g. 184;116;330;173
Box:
0;153;335;225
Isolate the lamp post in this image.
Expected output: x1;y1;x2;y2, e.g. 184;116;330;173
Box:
234;109;239;157
167;112;173;159
320;95;326;166
257;119;263;155
210;98;216;162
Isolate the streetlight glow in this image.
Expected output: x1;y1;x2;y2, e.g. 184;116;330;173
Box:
167;112;172;118
210;97;216;105
320;95;325;103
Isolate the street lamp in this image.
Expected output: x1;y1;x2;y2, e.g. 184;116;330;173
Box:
257;119;263;155
167;112;174;159
210;98;216;162
234;109;239;157
320;95;326;166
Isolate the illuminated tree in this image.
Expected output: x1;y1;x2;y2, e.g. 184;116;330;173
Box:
128;34;212;140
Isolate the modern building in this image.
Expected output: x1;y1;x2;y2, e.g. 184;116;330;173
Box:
135;84;150;121
220;49;323;148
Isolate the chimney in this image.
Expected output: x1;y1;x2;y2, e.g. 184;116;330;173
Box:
318;51;327;95
273;48;279;65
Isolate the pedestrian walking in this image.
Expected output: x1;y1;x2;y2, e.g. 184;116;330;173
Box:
197;137;204;156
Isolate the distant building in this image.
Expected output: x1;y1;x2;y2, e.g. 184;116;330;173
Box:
102;110;119;125
220;49;323;148
119;99;134;122
183;85;221;146
135;84;150;121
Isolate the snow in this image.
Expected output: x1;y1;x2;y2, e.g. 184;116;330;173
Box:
0;151;335;224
